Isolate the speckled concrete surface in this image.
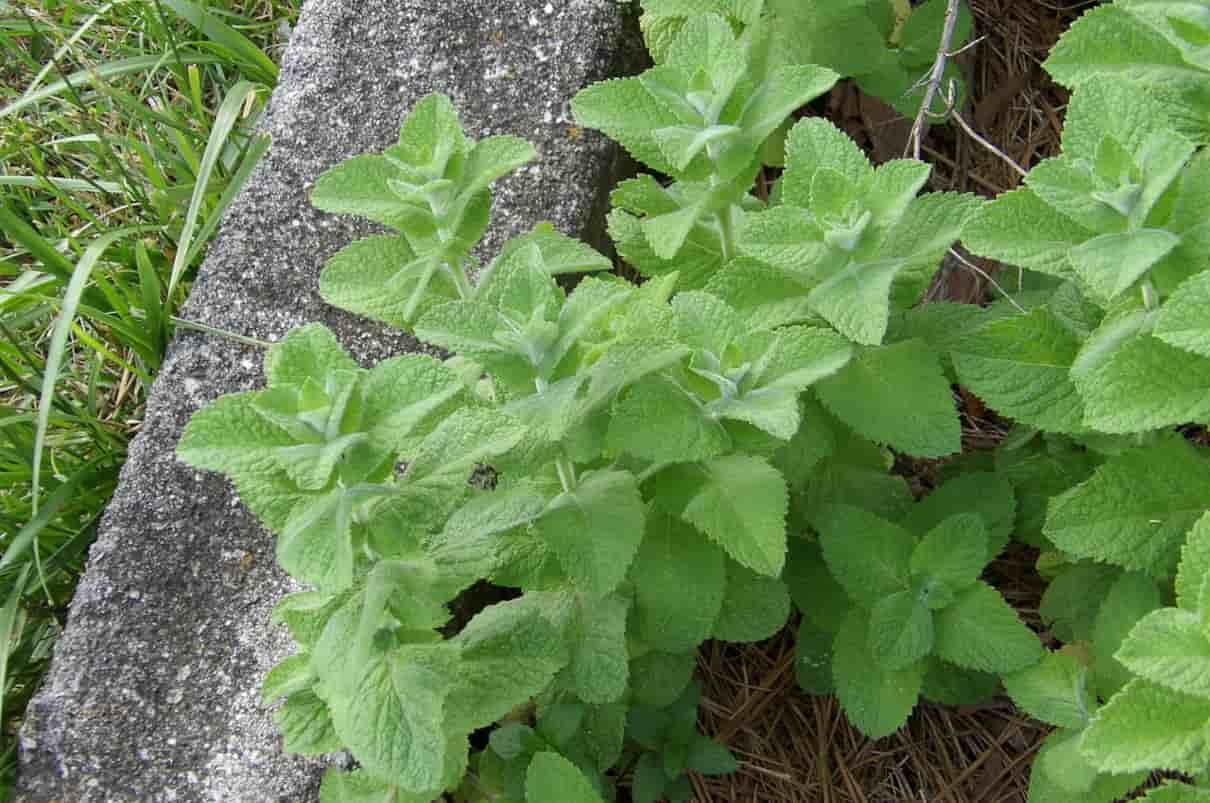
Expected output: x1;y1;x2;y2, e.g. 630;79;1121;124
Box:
14;2;639;800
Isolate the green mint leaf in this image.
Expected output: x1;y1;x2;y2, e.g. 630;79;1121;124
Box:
460;135;537;198
629;649;698;708
643;202;708;260
276;487;358;590
738;325;853;394
403;408;526;483
785;538;851;636
933;581;1041;673
540;276;633;378
581;339;692;415
390;92;468;171
708;326;852;439
738;205;825;277
630;513;726;653
657;455;790;576
319;235;460;329
1034;727;1106;796
430;483;549;579
1116;606;1210;699
536;469;646;597
703;257;816;329
832;607;924;739
273;689;342;755
961;188;1092;279
868;590;934;670
1177;513;1210;611
492;222;613;276
1068;229;1180;301
310;154;416;229
1081;678;1210;774
446;596;569;734
271;591;345;649
1139;784;1210;803
566;593;631;705
316;610;458;793
1156;271;1210;358
996;432;1101;548
1024;154;1127;234
815;339;960;458
920;657;1000;706
801;422;914;523
414;300;523;370
1044;437;1210;576
607;375;730;463
1045;4;1204;92
177;391;296;479
629;752;666;803
572;78;682;175
815;504;914;609
862;159;933;235
807;257;909;346
608;206;725;290
781;117;873;208
261;652;314;705
909;513;988;595
1026;729;1145;803
319;768;429;803
525;753;606;803
1002;650;1096;730
712;560;791;643
686;735;738;775
665;12;746;94
902;471;1016;562
772;396;837;490
671;290;744;355
1090;571;1162;697
1055;78;1180;163
360;353;465;453
735;65;838;149
795;619;837;695
264;323;359;388
1040;563;1122;645
952;306;1087;434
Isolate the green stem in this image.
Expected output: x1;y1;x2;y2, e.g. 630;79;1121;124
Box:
448;258;474;299
555;454;577;493
1141;278;1159;311
717;202;738;262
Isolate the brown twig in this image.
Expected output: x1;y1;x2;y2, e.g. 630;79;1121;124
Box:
907;0;965;160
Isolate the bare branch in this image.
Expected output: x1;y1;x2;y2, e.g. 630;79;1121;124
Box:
906;0;964;160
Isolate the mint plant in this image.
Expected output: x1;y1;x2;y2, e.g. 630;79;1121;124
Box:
639;0;973;119
1044;0;1210;142
174;0;1210;799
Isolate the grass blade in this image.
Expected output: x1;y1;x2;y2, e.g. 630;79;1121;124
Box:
182;130;269;265
165;79;261;302
0;457;107;574
0;202;76;283
30;226;153;517
0;176;123;193
159;0;279;86
22;0;122;96
0;565;30;735
0;52;225;119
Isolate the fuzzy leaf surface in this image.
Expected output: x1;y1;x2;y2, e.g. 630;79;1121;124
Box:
815;339;960;458
1044;438;1210;576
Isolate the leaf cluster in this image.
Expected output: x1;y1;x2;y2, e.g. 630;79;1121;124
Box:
174;0;1210;800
